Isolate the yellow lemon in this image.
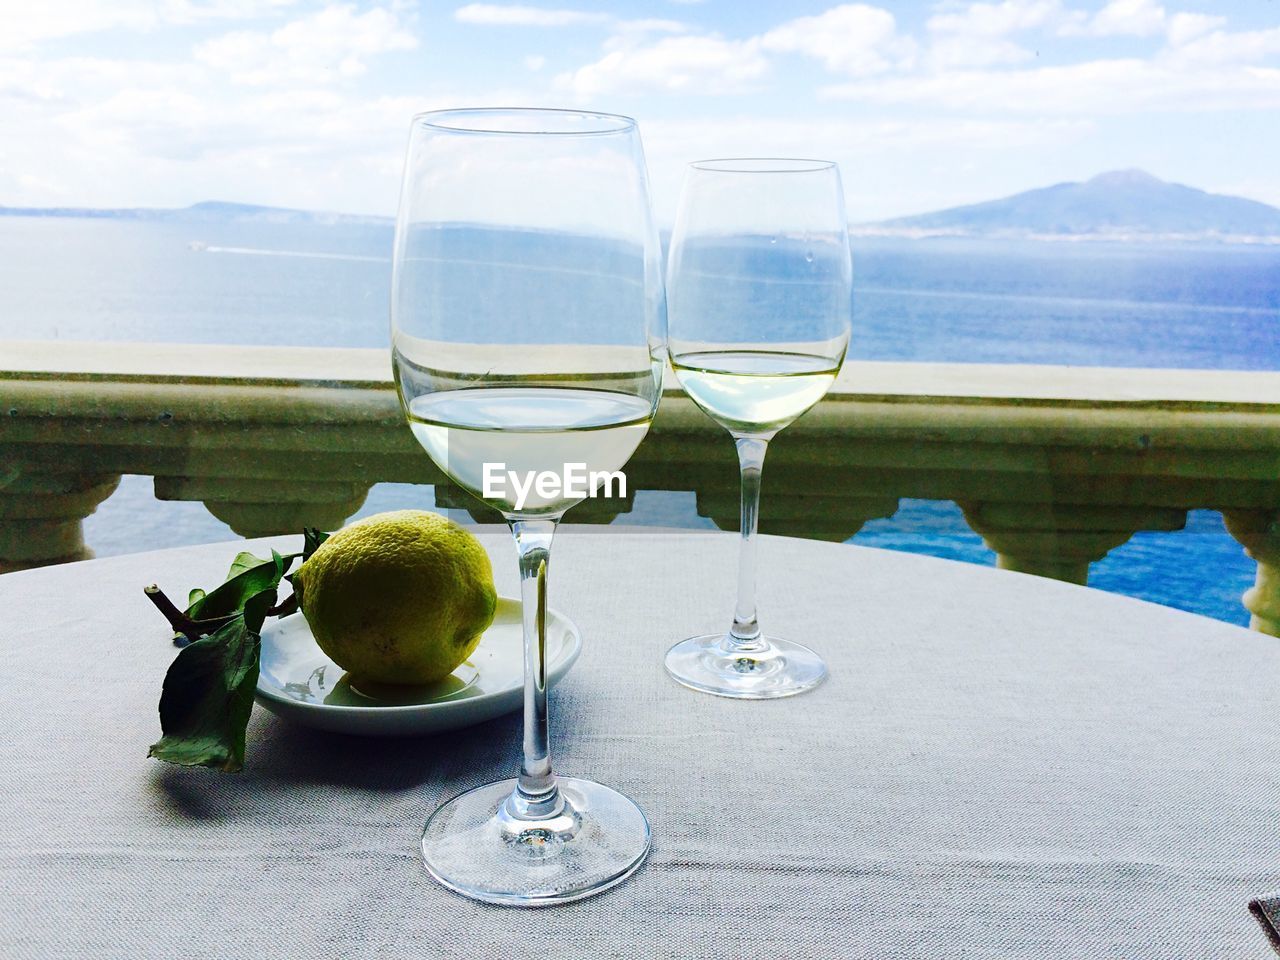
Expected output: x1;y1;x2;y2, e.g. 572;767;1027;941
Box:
293;510;497;685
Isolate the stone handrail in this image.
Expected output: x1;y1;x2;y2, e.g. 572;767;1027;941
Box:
3;339;1279;634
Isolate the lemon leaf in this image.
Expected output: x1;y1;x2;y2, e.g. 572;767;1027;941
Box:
186;550;294;622
148;589;274;773
302;527;329;561
226;550;268;580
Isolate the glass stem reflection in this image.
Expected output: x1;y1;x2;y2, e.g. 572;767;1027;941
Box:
508;517;563;820
728;436;769;653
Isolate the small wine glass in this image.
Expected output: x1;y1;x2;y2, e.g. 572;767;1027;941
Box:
663;158;852;699
391;108;665;905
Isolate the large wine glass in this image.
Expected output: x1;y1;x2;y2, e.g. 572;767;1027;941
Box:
391;109;665;905
663;159;852;699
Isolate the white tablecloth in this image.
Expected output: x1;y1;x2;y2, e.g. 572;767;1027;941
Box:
2;529;1279;958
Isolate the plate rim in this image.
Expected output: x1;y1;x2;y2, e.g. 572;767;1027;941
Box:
254;596;581;716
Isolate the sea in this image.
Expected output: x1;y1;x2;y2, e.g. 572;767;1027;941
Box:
2;215;1277;627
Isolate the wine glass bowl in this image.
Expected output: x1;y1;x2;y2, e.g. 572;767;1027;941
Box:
664;158;852;699
391;108;664;904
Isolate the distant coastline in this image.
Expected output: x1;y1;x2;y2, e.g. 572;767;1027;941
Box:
0;200;391;227
858;170;1280;246
5;169;1279;245
848;225;1280;246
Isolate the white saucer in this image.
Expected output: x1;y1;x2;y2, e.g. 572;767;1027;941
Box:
254;598;581;736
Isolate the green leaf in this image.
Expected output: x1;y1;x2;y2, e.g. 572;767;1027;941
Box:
148;590;275;772
147;531;328;772
276;528;331;619
186;550;293;622
226;550;268;580
302;527;330;561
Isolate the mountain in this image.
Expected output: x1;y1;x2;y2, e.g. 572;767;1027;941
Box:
0;200;390;226
5;171;1279;242
864;170;1280;242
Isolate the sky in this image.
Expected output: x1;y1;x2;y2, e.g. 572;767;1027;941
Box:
0;0;1277;223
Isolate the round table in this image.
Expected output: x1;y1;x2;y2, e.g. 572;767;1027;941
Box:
2;530;1278;959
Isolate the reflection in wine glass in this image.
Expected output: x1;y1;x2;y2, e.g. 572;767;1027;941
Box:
663;159;853;699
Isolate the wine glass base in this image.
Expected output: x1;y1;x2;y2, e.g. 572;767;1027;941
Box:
421;777;650;907
664;634;828;699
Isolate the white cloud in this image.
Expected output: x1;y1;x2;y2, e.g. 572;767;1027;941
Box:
927;33;1034;67
1164;25;1280;66
0;0;301;53
1165;12;1225;48
807;0;1280;115
611;18;688;37
0;42;537;213
454;5;684;37
927;0;1068;38
645;115;1090;165
160;0;299;22
925;0;1071;66
0;0;1276;218
453;4;610;27
195;31;273;79
555;34;768;97
195;4;417;85
821;56;1280;114
1086;0;1166;37
558;3;913;97
0;2;158;53
0;55;202;108
759;4;913;76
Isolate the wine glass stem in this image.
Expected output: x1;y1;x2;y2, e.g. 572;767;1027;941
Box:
508;517;563;819
729;436;769;653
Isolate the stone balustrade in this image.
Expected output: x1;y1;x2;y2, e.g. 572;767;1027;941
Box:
3;339;1279;634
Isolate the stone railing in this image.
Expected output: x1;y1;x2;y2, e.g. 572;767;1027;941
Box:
3;339;1279;635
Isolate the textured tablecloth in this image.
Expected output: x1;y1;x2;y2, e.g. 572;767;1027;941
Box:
2;529;1280;959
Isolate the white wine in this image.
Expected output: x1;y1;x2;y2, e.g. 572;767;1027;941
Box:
671;349;839;435
408;386;652;516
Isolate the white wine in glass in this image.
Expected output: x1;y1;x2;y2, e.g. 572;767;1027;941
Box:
407;388;652;517
664;158;852;699
671;350;839;435
391;108;665;905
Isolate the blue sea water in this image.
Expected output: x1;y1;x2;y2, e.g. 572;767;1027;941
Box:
3;215;1277;627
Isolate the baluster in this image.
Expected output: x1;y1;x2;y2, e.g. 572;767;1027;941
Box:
153;476;369;538
960;502;1187;585
1224;510;1280;637
0;469;121;572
